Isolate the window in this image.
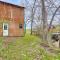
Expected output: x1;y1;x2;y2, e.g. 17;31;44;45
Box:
4;25;7;30
19;24;23;29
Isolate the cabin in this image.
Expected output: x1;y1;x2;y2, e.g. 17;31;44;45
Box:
0;1;25;37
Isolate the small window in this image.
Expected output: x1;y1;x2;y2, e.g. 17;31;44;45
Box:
19;24;23;29
4;25;7;30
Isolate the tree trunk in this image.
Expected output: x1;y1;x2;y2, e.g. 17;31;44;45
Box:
41;0;48;41
31;0;36;35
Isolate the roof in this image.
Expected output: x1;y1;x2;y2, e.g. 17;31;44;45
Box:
0;1;25;8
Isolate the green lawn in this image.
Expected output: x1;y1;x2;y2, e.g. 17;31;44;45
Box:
0;34;60;60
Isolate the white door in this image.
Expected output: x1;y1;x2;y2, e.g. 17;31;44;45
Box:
3;23;8;36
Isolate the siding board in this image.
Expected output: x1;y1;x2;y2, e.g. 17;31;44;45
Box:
0;1;24;36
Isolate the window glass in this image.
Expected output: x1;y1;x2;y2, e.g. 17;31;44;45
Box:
4;25;7;30
19;24;23;28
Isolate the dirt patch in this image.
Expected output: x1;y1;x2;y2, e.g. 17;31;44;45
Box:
0;57;3;60
40;42;59;55
3;37;21;48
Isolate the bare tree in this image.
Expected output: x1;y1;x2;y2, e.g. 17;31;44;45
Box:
30;0;37;35
48;6;60;31
25;0;37;34
41;0;48;41
25;0;60;45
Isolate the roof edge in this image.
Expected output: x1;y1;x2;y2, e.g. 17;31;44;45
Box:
0;1;25;8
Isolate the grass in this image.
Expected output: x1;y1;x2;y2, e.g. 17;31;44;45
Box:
0;34;60;60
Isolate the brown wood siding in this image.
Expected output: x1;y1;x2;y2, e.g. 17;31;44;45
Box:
0;2;24;36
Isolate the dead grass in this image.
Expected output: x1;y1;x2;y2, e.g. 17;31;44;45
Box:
0;34;60;60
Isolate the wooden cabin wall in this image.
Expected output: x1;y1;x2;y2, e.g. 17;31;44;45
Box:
0;2;24;36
